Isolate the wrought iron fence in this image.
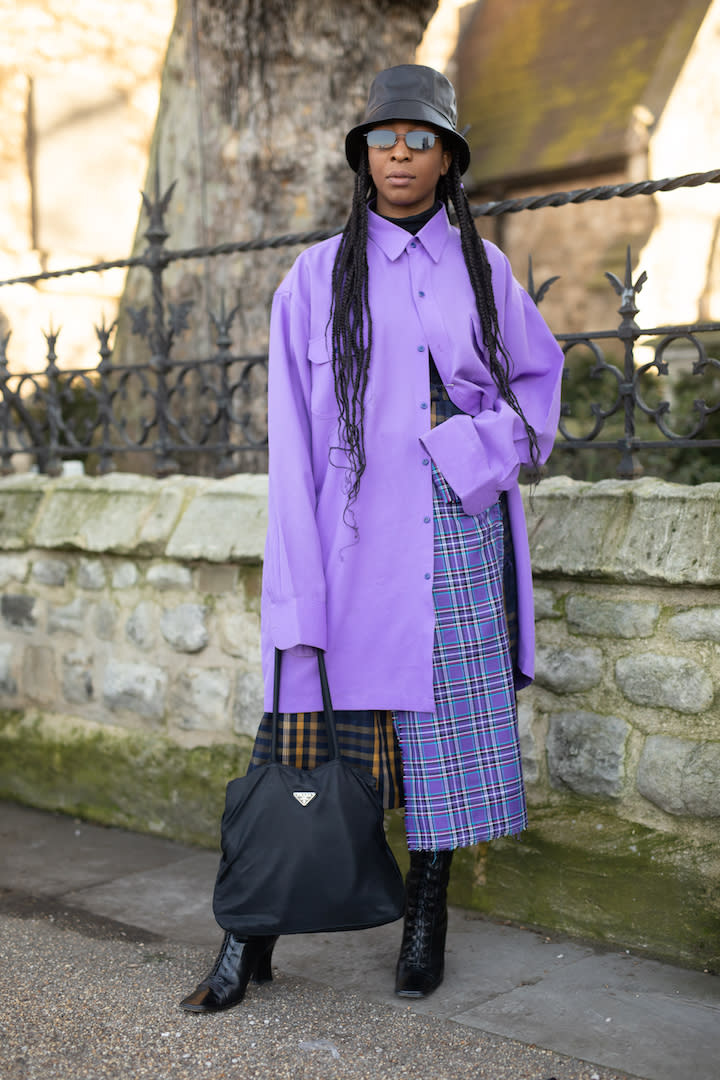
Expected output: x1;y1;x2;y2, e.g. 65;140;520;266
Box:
0;168;719;479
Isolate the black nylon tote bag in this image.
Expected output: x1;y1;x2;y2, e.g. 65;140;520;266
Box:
212;648;405;937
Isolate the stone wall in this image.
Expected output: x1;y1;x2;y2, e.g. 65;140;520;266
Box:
0;471;718;970
0;472;268;845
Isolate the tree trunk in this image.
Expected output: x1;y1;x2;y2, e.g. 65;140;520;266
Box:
113;0;438;474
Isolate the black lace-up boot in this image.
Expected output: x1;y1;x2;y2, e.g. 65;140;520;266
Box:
180;933;278;1013
395;849;453;997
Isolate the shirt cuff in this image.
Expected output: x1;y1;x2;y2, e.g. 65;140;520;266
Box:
421;417;499;517
269;598;327;651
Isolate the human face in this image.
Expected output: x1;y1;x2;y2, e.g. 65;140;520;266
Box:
367;120;452;218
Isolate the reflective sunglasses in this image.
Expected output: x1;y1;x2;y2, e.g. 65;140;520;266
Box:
365;129;438;152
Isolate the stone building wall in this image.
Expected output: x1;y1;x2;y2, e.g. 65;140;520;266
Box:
0;0;175;369
0;471;718;969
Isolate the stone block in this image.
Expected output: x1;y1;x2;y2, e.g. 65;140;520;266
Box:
195;564;238;595
29;475;192;555
0;642;17;696
33;485;153;553
534;644;603;693
93;602;118;641
125;602;157;649
566;595;659;639
62;649;94;705
668;607;720;643
526;476;720;585
218;611;260;659
615;654;714;714
160;604;209;653
22;645;58;706
170;668;232;730
77;558;106;591
517;697;539;783
147;563;192;591
233;668;266;736
111;562;139;589
637;735;720;817
32;558;69;587
534;587;561;620
0;555;30;586
546;710;629;797
48;597;87;636
1;593;37;632
103;660;167;720
166;475;267;563
136;481;196;551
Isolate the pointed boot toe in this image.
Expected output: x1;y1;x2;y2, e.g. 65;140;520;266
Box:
395;960;445;997
180;981;226;1013
179;933;278;1014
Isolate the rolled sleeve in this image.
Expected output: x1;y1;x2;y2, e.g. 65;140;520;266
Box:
421;254;563;516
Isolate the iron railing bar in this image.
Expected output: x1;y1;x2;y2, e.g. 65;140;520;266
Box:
0;255;146;287
557;321;720;342
552;439;720;449
469;167;720;217
3;166;720;289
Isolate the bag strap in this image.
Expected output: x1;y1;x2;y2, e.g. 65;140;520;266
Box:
271;648;340;763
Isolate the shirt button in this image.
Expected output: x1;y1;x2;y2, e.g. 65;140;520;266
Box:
424;516;431;523
418;290;425;297
422;458;429;466
410;241;417;248
417;345;425;352
424;572;431;580
420;402;428;410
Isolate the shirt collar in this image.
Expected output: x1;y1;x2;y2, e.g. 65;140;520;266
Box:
367;203;452;264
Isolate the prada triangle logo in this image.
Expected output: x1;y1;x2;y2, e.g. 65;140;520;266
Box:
293;791;317;806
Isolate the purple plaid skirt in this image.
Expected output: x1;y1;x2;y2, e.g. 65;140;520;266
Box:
393;465;526;850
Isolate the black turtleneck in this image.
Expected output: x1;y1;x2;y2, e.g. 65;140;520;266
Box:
380;200;443;236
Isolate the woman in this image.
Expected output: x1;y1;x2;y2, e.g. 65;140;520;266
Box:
181;63;563;1013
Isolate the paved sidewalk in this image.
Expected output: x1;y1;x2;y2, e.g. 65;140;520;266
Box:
1;799;718;1080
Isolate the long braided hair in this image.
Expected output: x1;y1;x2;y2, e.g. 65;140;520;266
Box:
328;149;540;531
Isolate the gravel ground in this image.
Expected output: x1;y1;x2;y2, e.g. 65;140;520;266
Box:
0;907;641;1080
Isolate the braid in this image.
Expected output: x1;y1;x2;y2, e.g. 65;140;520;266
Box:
328;154;375;532
439;159;541;471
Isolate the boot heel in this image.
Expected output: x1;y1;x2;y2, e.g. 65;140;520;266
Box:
251;939;276;984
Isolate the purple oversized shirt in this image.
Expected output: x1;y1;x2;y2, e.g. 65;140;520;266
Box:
261;206;563;712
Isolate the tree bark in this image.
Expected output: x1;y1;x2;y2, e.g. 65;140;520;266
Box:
113;0;438;473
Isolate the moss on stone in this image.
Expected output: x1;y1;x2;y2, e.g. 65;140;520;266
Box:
0;710;253;847
0;490;46;548
447;805;720;972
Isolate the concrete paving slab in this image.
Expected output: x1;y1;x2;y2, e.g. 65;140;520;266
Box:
1;800;193;896
457;949;720;1080
62;852;220;947
271;912;597;1017
262;916;720;1080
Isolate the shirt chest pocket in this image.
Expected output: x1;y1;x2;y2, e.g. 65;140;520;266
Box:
307;336;338;418
307;336;376;417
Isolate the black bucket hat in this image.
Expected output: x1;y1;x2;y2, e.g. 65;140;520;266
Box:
345;64;470;175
